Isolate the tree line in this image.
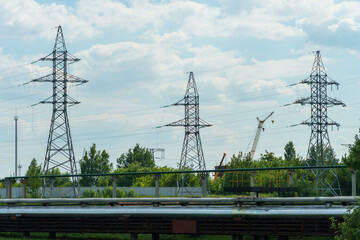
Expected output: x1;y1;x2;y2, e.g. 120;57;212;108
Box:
15;129;360;198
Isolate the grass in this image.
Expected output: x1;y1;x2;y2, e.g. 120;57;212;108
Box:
0;233;335;240
0;233;232;240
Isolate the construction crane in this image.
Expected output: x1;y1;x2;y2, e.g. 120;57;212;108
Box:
214;153;226;181
250;111;274;159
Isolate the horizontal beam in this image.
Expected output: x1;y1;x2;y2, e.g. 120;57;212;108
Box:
3;165;347;181
0;196;356;205
0;216;337;236
0;204;350;218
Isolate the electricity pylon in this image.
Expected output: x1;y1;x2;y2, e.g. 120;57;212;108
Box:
31;26;88;197
294;51;345;196
164;72;211;196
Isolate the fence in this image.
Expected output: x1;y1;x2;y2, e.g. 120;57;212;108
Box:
1;165;349;198
0;187;197;199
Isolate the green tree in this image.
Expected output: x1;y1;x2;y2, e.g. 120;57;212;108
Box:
117;144;155;169
25;158;42;198
227;152;253;169
284;141;296;162
331;200;360;240
340;130;360;196
79;143;113;187
114;162;152;187
343;130;360;171
47;168;72;187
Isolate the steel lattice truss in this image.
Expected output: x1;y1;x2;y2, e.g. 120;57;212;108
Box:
31;26;88;196
294;51;345;196
165;72;211;196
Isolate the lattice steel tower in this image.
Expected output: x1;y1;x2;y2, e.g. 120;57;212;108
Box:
294;51;345;196
165;72;211;196
31;26;88;196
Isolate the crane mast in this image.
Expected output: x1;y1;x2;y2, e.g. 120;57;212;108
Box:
214;153;226;181
250;111;274;159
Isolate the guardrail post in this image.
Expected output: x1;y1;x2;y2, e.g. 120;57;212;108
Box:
351;169;357;196
4;180;11;199
154;174;161;198
152;233;159;240
50;178;56;198
278;236;288;240
232;235;243;240
130;233;138;240
200;173;209;197
251;172;256;198
288;171;295;187
254;236;268;240
21;179;28;198
49;232;56;239
112;176;118;198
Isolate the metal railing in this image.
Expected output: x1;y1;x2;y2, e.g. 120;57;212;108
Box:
1;165;348;199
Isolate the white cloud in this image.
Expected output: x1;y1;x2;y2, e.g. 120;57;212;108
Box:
328;18;360;32
0;0;99;41
2;0;360;45
232;55;313;92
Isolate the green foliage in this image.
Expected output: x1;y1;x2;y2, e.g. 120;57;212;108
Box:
25;158;42;198
331;200;360;240
113;163;188;188
82;188;97;198
114;162;146;187
82;187;136;198
307;145;339;167
114;187;134;198
132;174;154;187
79;143;113;187
296;180;317;197
13;182;23;187
284;141;296;162
113;144;158;187
227;152;253;168
219;149;328;197
209;177;227;195
47;168;72;187
116;143;155;169
157;166;178;187
343;130;360;171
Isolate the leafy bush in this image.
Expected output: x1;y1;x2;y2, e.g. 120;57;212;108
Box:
331;200;360;240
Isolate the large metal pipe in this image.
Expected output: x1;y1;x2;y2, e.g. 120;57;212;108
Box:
0;205;349;218
241;196;358;203
0;196;356;205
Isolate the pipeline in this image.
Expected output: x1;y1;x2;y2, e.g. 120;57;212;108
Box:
0;205;349;218
0;196;356;205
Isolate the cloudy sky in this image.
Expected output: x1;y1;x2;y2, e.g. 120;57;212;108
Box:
0;0;359;177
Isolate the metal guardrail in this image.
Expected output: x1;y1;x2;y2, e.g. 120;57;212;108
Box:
0;196;357;205
2;165;347;181
1;165;350;199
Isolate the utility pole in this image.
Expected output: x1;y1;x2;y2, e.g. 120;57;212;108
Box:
164;72;211;196
30;26;88;197
294;51;345;196
14;115;18;177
